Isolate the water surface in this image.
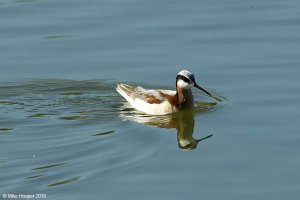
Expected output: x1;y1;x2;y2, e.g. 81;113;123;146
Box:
1;0;300;199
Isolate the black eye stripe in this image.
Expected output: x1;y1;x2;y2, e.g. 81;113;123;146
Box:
176;75;191;83
183;77;190;83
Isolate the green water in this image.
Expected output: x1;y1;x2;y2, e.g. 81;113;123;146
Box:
1;0;300;199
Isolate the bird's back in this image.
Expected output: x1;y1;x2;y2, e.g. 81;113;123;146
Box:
116;84;178;115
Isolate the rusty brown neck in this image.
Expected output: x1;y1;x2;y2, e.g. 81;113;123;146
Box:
176;86;194;109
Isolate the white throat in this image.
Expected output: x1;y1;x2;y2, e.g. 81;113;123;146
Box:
177;80;191;89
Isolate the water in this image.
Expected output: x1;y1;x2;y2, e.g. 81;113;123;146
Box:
1;0;300;199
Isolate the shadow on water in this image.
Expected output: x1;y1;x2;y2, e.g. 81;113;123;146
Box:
119;101;223;150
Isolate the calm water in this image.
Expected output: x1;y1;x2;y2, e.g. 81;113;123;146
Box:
1;0;300;199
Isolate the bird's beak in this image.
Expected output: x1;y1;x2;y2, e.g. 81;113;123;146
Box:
193;82;212;97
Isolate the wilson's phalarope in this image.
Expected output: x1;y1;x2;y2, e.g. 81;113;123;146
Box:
116;70;214;115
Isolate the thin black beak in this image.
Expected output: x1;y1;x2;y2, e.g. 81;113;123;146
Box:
196;134;213;144
193;83;212;97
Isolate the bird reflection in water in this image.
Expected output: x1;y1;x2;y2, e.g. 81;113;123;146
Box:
120;102;216;150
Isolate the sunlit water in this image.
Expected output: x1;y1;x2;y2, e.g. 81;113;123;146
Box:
1;0;300;199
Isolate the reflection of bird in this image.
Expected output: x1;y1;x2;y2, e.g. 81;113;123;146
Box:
119;109;213;150
116;70;214;115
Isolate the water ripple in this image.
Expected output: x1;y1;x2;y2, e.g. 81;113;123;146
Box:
0;80;225;192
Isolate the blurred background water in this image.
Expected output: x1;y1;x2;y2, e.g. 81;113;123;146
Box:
1;0;300;199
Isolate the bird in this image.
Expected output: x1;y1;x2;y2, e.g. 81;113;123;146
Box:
116;70;213;115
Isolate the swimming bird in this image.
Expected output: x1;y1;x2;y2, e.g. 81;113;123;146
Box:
116;70;213;115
